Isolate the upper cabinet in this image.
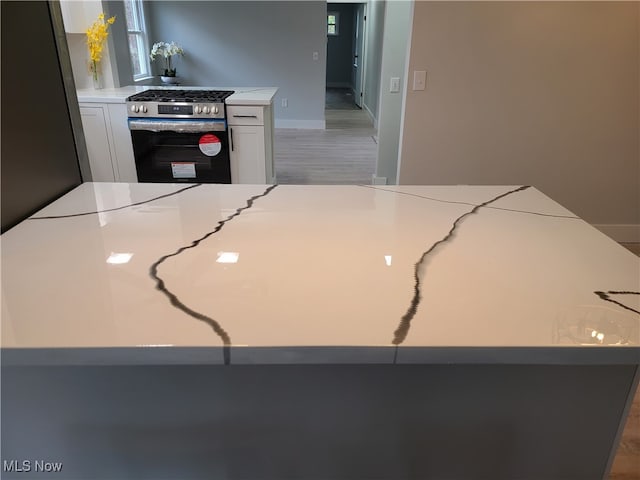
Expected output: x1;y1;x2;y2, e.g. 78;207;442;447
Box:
59;1;103;33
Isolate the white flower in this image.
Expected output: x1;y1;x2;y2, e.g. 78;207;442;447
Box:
150;41;184;61
149;41;185;76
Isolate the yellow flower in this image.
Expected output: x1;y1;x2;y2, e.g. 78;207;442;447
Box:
86;13;116;64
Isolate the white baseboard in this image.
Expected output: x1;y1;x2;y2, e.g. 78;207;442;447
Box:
592;224;640;243
275;119;326;130
363;103;377;129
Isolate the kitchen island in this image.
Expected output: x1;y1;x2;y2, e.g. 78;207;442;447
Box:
2;183;638;479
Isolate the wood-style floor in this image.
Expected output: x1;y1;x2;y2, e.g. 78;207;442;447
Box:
274;97;639;477
274;89;377;185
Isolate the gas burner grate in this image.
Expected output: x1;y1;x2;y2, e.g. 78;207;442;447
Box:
127;89;235;103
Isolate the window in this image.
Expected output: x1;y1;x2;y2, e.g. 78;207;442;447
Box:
327;12;339;36
124;0;150;80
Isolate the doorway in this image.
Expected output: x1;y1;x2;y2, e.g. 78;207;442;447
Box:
325;2;366;110
275;2;376;185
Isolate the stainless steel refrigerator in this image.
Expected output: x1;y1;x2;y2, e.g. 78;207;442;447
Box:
1;1;90;233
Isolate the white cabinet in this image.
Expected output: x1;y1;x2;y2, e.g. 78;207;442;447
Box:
107;104;138;182
79;106;115;182
229;126;266;184
79;102;137;182
228;105;276;184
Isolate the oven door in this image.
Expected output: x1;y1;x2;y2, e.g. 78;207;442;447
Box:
129;119;231;183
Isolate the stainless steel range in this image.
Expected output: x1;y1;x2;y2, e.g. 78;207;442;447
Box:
127;89;233;119
126;89;235;183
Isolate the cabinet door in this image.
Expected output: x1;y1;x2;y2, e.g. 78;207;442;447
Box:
79;106;116;182
229;125;266;184
107;104;138;182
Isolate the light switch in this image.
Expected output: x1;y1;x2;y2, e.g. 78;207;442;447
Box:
390;77;400;93
313;51;319;61
413;70;426;91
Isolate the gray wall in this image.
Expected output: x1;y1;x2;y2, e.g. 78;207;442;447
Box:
398;2;640;238
362;0;385;124
145;1;327;128
104;0;134;87
375;0;412;184
326;3;355;88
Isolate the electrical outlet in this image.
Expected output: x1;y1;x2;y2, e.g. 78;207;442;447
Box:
390;77;400;93
413;70;426;91
281;98;288;108
372;176;387;185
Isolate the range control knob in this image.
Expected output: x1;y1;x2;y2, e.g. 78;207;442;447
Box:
194;105;202;114
213;106;219;115
130;104;139;114
203;106;210;114
141;105;148;113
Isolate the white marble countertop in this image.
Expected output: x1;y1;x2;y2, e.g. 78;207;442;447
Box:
2;183;638;366
76;86;278;105
76;85;148;103
224;87;278;106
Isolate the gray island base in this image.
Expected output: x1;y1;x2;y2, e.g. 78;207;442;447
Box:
2;363;637;479
2;183;639;479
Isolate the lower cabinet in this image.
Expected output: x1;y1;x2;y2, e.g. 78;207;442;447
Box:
79;106;116;182
79;103;137;182
228;104;276;184
229;125;267;184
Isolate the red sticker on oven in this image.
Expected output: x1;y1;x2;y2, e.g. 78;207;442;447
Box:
199;134;222;156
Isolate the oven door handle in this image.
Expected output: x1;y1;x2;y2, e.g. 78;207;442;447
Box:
128;119;226;132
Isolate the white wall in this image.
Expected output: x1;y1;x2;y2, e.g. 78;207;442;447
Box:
146;1;327;128
66;33;120;90
374;0;412;184
398;1;639;239
60;0;119;90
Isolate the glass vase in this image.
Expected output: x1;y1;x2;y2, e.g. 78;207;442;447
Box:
90;60;102;90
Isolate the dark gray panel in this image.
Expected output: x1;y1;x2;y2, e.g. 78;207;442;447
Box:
1;1;82;233
1;364;635;479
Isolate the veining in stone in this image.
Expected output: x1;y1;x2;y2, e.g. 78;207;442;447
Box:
392;185;531;345
30;184;202;219
359;184;579;220
149;184;278;364
594;291;640;315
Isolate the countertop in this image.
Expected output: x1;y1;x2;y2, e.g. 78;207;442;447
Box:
2;183;638;366
76;86;278;105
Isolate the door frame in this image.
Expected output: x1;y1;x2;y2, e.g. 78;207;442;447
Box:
353;2;367;108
